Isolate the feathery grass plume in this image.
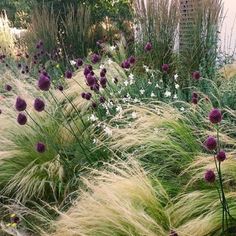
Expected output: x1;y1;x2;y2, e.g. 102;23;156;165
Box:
0;11;16;55
98;102;200;195
133;0;179;69
61;4;91;59
24;5;58;58
48;159;171;236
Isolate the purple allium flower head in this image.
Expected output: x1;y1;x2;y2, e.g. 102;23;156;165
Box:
91;83;100;93
204;169;216;183
162;64;170;73
84;66;91;77
217;150;226;162
100;77;107;88
91;53;101;64
92;102;97;109
65;70;73;79
204;136;217;150
15;97;27;111
34;98;45;112
123;60;131;69
38;74;51;91
17;113;27;125
81;92;86;99
192;92;198;99
144;42;152;52
100;68;107;77
170;230;178;236
99;96;106;103
192;97;198;105
5;84;12;92
36;142;46;153
192;71;201;80
129;55;136;64
86;74;96;87
209;108;222;124
76;58;83;67
57;85;64;91
85;92;92;100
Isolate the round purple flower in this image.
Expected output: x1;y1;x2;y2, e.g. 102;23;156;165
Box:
99;96;106;103
162;64;170;73
170;230;178;236
84;66;91;77
192;97;198;105
91;53;101;64
57;85;64;91
91;83;100;93
144;42;152;52
65;70;73;79
36;142;46;153
86;74;96;86
192;71;201;80
17;113;27;125
92;102;97;109
123;60;131;69
100;77;107;88
129;56;136;64
209;108;222;124
192;92;198;99
5;84;12;92
100;68;107;77
217;150;226;162
34;98;45;112
204;169;216;183
204;136;217;150
15;97;27;111
38;74;51;91
76;58;83;67
81;92;86;99
85;92;92;100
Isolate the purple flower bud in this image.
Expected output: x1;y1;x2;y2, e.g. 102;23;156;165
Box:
92;102;97;109
81;92;86;99
162;64;170;73
170;230;178;236
192;92;198;99
84;66;91;77
76;58;83;67
129;56;136;64
209;108;222;124
100;77;107;88
91;53;101;64
36;142;46;153
17;113;27;125
217;150;226;162
192;71;201;80
57;85;64;91
204;136;217;150
15;97;27;111
144;42;152;52
34;98;45;112
38;74;51;91
85;93;92;100
192;97;198;105
123;60;130;69
86;74;96;86
99;96;106;103
204;169;216;183
5;84;12;91
65;70;73;79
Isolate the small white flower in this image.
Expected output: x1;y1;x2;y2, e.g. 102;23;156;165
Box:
124;80;129;86
107;59;113;65
180;107;185;112
148;80;152;85
100;64;105;69
89;114;98;122
110;45;116;51
164;91;171;98
131;112;137;119
155;83;160;88
151;92;156;97
173;94;178;99
104;126;112;136
134;98;139;103
70;60;76;65
116;105;123;113
174;74;178;80
129;73;134;80
118;90;122;94
129;79;135;85
175;84;180;89
140;89;145;95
